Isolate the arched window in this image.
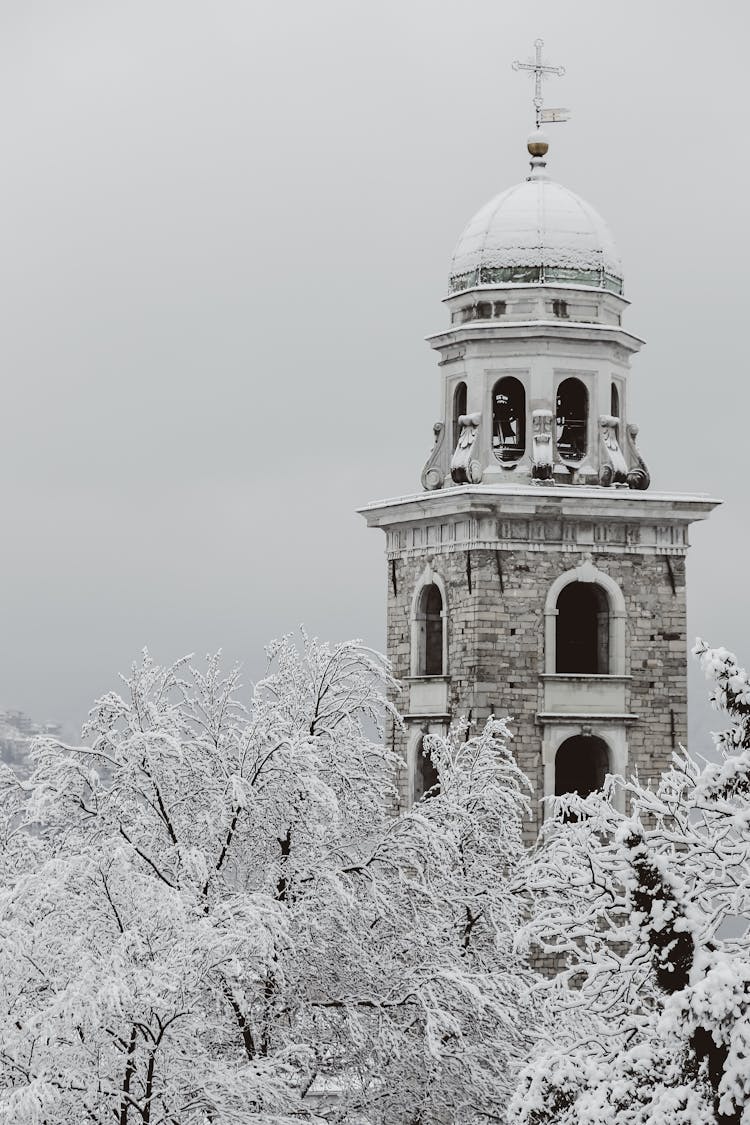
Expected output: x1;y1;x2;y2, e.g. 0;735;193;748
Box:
414;736;440;801
556;582;610;674
611;382;620;418
416;584;444;676
545;561;627;678
556;378;588;463
453;381;467;451
492;376;526;463
555;735;609;799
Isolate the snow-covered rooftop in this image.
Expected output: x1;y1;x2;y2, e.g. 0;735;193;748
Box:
449;178;623;294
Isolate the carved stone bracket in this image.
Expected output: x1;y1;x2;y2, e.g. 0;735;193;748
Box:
421;422;446;491
531;409;554;481
598;414;628;487
450;412;483;484
625;423;651;491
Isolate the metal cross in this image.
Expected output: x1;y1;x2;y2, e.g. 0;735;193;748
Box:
512;39;565;129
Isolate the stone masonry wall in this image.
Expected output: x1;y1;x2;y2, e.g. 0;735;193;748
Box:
386;546;688;837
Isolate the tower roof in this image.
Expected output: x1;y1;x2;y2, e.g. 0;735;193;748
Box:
449;176;623;296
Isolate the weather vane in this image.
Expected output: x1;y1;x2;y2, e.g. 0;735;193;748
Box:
512;39;569;130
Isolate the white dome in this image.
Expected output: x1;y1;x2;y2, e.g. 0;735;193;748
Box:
449;178;623;295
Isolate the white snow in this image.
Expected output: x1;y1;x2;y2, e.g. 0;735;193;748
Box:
450;178;623;284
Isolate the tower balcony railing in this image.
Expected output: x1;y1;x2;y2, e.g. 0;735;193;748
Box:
540;673;630;716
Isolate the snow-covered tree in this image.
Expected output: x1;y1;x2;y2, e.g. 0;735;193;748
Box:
510;639;750;1125
0;635;537;1124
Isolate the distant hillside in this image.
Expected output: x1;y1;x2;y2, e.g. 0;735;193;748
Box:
0;710;63;779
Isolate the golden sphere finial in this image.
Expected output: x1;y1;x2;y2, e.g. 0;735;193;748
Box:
527;128;549;157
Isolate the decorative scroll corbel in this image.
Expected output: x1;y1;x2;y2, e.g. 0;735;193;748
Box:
450;412;483;484
421;422;446;491
598;415;628;486
625;423;651;490
531;409;553;481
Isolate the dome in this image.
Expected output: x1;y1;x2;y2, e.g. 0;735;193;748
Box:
449;178;623;295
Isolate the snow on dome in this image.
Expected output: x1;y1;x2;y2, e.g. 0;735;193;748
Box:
449;178;623;295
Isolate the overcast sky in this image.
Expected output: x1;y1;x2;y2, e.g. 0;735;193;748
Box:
0;1;746;744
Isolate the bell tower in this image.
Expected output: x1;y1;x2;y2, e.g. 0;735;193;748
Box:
360;49;719;827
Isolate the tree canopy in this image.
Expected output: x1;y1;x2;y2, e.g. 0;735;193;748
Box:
0;635;536;1124
6;633;750;1123
511;639;750;1125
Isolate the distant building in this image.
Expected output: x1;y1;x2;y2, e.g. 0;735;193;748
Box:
0;710;62;779
361;71;719;831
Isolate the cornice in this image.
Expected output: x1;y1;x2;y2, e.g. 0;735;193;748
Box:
426;321;644;354
359;485;721;560
360;484;721;526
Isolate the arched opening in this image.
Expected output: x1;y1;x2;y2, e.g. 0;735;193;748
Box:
556;582;610;673
414;736;440;801
452;382;467;451
545;562;626;678
611;382;620;419
492;376;526;463
555;735;609;799
416;584;444;676
556;377;588;463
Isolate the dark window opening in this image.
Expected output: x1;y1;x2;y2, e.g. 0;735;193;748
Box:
555;735;609;800
556;581;610;674
459;302;506;323
418;584;444;676
556;377;588;463
452;382;467;451
553;299;569;318
414;737;440;801
611;382;620;419
492;376;526;463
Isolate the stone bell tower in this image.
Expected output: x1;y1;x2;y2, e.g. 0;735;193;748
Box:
360;56;718;830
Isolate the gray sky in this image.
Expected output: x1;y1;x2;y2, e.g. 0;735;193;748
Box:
0;1;746;744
